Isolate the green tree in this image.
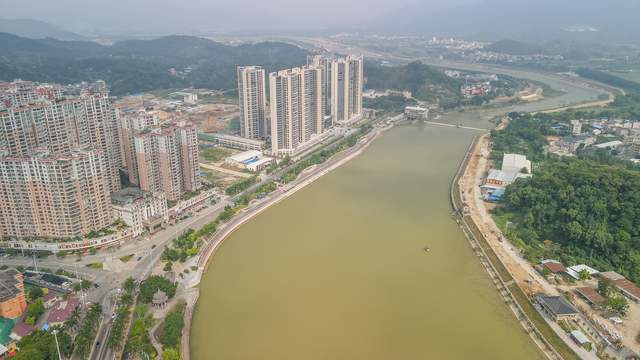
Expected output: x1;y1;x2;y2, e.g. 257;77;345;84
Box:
139;276;177;303
28;287;44;301
162;348;180;360
598;279;614;297
13;348;45;360
606;296;629;315
579;269;591;281
160;306;185;348
24;298;45;325
124;277;137;293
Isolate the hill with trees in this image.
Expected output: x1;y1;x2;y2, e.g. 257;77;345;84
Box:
0;33;308;95
491;111;640;283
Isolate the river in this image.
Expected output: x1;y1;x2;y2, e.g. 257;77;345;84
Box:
190;71;603;359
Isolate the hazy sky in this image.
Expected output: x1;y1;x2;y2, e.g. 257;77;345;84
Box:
0;0;475;34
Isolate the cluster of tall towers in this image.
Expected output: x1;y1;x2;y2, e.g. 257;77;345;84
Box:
237;55;364;156
0;80;200;241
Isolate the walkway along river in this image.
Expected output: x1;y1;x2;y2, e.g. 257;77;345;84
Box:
189;71;605;359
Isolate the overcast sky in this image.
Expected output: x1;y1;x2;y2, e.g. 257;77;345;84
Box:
0;0;476;35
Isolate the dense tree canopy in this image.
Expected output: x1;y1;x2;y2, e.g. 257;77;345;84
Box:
139;276;177;303
0;33;308;95
501;158;640;282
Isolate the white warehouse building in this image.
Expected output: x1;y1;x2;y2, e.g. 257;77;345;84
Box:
225;150;274;172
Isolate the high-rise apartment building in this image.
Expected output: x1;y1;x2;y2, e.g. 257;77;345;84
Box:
307;55;364;125
134;121;200;201
307;55;332;118
0;82;121;192
118;110;160;186
0;147;113;239
330;55;364;123
237;66;268;140
269;65;323;156
0;80;120;240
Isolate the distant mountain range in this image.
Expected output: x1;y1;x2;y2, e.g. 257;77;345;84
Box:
0;18;87;41
0;33;309;95
373;0;640;44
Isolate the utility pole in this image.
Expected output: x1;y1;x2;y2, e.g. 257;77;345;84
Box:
74;263;86;308
52;329;62;360
32;251;39;273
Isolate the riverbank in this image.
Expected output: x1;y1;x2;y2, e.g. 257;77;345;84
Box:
454;132;605;358
182;122;394;359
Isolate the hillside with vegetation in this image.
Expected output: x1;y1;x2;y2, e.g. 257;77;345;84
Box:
491;111;640;283
0;33;308;95
365;61;524;109
365;61;464;108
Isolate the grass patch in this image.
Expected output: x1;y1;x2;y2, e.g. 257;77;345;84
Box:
120;255;134;263
200;147;231;162
86;262;103;269
491;211;514;233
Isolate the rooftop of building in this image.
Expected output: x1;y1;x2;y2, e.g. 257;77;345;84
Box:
502;153;531;172
208;132;265;145
536;294;579;316
10;316;35;339
594;140;624;148
570;330;590;344
575;286;606;305
111;187;164;206
541;259;566;274
614;279;640;300
566;264;599;279
46;297;79;324
227;150;263;163
0;269;23;303
598;271;626;281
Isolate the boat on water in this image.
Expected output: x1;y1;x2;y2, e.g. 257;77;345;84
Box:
423;246;431;253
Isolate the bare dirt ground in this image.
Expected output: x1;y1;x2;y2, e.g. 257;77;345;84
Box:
458;133;557;296
187;103;239;133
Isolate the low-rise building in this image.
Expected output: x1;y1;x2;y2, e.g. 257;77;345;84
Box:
541;259;566;274
9;317;35;341
571;120;582;136
566;264;599;280
46;297;80;327
246;157;275;172
502;153;532;174
614;279;640;303
598;271;625;282
404;106;429;121
0;269;27;319
42;291;58;309
575;287;605;307
536;294;579;321
483;169;530;189
209;133;265;151
570;330;591;348
112;188;168;236
594;140;624;150
225;150;262;167
225;150;274;172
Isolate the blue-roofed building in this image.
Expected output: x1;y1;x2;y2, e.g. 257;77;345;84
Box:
487;188;506;202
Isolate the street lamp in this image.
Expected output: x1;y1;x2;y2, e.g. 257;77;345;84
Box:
52;329;62;360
